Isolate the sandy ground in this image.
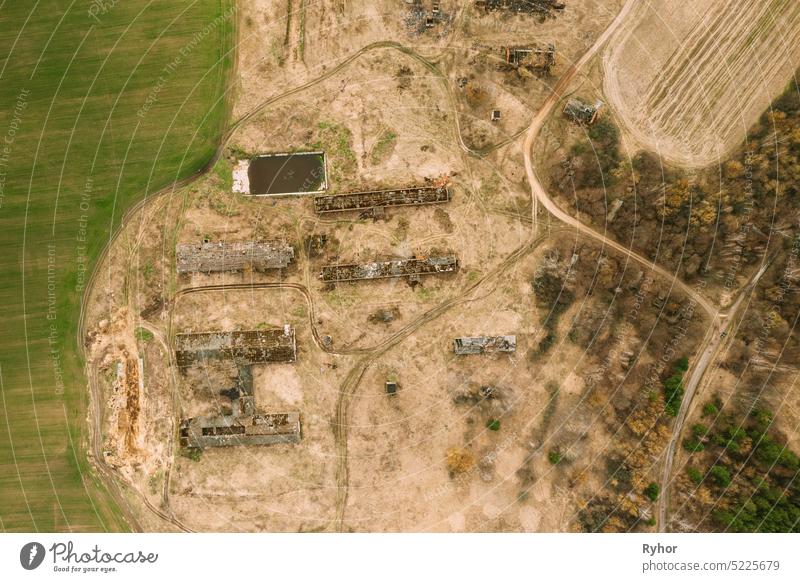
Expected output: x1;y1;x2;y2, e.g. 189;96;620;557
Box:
603;0;800;168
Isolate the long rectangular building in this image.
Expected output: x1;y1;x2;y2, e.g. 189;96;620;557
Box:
179;412;301;448
453;335;517;355
320;255;459;283
175;327;296;368
176;240;294;274
313;185;450;214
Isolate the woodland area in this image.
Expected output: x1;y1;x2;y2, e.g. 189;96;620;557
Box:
547;76;800;532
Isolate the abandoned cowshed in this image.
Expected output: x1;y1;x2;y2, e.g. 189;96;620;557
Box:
177;332;302;449
563;98;603;125
476;0;565;14
501;45;556;74
320;255;459;283
174;327;297;368
313;184;451;214
180;412;301;448
176;240;294;274
453;335;517;355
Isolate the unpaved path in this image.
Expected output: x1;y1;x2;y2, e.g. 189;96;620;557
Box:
522;0;718;320
656;259;772;531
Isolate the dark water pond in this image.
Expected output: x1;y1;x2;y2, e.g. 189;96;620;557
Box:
247;152;326;195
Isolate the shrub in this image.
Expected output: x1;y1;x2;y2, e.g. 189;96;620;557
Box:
446;447;475;475
683;437;705;453
709;465;731;488
548;450;562;465
644;482;660;501
486;419;501;431
686;467;703;485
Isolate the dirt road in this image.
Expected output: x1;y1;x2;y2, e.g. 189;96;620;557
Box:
656;259;771;531
522;0;719;321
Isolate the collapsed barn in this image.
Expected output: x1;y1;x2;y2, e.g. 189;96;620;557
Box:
563;98;603;125
501;45;556;75
180;412;301;448
313;185;451;214
320;255;459;283
174;327;297;368
176;240;294;274
176;327;301;449
476;0;566;14
453;335;517;355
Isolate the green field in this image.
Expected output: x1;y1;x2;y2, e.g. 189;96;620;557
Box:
0;0;234;531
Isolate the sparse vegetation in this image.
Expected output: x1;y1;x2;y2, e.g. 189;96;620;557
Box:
313;121;357;186
370;129;397;165
446;447;475;475
135;327;154;343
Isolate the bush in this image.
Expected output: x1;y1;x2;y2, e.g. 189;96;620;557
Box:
181;447;202;462
486;419;501;431
686;467;703;485
702;402;719;417
692;423;709;438
683;437;705;453
644;482;660;501
548;450;562;465
709;465;731;488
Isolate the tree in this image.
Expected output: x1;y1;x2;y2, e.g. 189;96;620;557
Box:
709;465;731;488
644;482;660;501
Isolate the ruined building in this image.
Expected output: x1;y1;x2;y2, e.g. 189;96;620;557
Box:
501;45;556;75
563;98;603;125
476;0;566;14
453;335;517;355
314;184;451;214
174;327;297;368
176;240;294;274
320;255;459;283
177;328;301;449
179;365;300;449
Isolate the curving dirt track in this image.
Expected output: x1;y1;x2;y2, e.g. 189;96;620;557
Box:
604;0;800;168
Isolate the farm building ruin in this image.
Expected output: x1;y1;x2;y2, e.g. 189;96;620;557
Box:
563;98;603;125
320;255;459;283
174;327;297;368
176;240;294;274
501;45;556;74
179;360;300;449
453;335;517;355
313;185;451;214
180;411;301;448
476;0;565;14
406;0;449;34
